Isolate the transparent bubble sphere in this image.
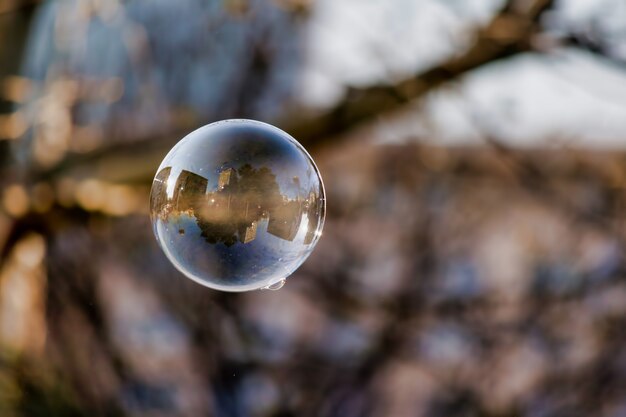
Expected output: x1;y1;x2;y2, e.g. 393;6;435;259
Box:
150;119;326;292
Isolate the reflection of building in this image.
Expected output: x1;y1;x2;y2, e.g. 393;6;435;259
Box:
267;200;302;241
218;168;234;190
304;190;321;245
243;221;258;243
158;164;314;246
151;167;171;217
173;170;208;212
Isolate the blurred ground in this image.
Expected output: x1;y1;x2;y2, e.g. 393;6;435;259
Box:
1;1;626;416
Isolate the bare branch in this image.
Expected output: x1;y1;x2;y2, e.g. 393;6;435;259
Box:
283;0;555;149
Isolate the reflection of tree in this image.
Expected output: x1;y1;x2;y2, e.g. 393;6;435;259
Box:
196;164;287;246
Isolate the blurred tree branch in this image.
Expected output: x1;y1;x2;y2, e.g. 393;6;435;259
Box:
283;0;555;148
0;0;40;15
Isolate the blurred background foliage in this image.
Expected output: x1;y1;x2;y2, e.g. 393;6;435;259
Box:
1;0;626;416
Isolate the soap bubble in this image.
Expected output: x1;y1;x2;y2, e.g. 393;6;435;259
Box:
150;119;326;292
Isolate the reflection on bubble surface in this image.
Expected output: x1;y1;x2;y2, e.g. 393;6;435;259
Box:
150;120;326;292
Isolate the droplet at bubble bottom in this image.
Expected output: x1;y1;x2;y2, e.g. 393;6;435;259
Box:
150;119;326;292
